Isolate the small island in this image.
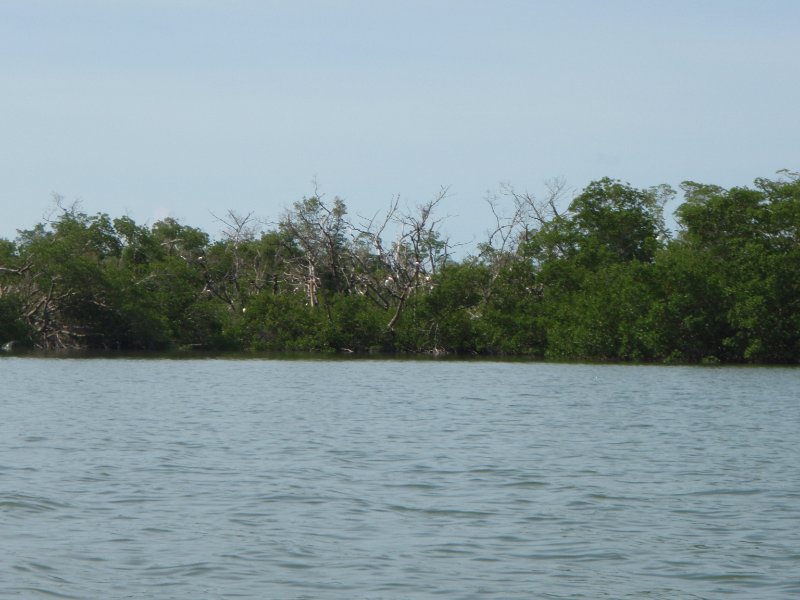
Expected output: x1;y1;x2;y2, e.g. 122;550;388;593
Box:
1;172;798;363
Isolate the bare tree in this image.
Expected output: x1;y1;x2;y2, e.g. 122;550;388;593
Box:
352;188;452;331
483;179;568;253
202;210;261;310
279;193;350;308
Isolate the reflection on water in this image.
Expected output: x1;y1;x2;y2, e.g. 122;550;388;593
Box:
1;358;799;598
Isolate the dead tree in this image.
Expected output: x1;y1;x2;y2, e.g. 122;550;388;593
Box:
480;178;570;272
352;188;451;331
205;210;260;311
279;194;350;308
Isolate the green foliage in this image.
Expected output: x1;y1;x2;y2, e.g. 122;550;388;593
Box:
540;265;628;360
570;178;669;264
641;243;730;362
477;260;546;355
0;172;797;362
241;291;328;351
670;174;800;362
0;294;34;346
413;262;487;353
324;293;389;352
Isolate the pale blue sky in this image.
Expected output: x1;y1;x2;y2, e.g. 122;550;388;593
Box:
1;0;798;248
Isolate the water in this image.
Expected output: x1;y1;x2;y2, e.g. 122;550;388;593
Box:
1;357;798;599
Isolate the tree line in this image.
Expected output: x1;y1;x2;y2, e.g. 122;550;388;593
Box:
1;171;798;363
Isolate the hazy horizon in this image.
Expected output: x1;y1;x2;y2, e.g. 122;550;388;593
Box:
2;0;798;246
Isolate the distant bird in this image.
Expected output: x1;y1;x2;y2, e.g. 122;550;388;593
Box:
1;341;14;352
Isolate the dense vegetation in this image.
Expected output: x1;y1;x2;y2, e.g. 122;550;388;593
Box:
1;172;798;363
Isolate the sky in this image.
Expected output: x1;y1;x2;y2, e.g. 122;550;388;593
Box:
1;0;798;250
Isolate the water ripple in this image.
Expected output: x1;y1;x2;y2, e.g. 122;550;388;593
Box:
1;358;799;598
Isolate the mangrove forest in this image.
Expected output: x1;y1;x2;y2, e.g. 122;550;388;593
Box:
1;171;798;363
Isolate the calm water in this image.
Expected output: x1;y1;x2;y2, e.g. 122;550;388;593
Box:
1;357;798;599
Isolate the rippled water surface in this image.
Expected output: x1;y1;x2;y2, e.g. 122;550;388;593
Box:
1;357;799;598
